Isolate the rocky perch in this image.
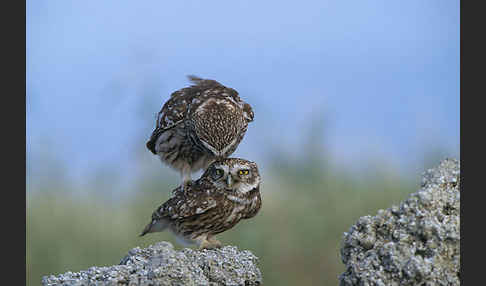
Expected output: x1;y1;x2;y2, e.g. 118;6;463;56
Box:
339;158;460;285
42;242;262;286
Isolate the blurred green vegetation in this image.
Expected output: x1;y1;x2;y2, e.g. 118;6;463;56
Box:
27;153;418;286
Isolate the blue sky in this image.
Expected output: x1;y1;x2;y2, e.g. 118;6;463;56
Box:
27;0;459;187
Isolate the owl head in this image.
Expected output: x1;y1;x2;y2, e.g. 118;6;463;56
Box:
202;158;260;193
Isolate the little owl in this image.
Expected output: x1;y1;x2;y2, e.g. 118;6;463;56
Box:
140;158;262;249
146;76;254;188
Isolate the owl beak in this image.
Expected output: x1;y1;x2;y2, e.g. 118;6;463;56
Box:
226;175;233;188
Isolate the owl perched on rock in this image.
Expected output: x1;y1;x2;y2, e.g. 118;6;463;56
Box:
140;158;262;249
146;76;254;188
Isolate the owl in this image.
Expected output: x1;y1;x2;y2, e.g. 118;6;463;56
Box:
146;76;254;188
140;158;262;249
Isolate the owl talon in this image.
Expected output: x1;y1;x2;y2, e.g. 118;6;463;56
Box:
199;238;222;250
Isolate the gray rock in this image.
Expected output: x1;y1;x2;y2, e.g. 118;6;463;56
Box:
42;242;262;286
339;158;460;286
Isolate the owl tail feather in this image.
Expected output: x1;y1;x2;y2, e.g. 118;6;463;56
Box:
139;219;169;237
187;75;203;84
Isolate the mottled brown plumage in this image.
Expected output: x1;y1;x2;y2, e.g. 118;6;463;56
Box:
146;76;254;187
140;158;262;249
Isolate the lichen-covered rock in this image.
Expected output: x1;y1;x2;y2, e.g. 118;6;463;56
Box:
339;158;460;286
42;242;262;286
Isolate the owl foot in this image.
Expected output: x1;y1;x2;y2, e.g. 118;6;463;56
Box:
198;237;222;250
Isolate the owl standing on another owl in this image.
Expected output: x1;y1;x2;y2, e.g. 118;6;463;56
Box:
140;158;262;249
146;76;254;189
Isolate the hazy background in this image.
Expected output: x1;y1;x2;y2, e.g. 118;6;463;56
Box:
27;0;459;285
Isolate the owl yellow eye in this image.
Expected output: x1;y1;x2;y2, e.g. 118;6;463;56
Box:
238;170;249;175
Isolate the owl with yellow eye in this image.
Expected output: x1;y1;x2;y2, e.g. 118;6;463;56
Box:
140;158;262;249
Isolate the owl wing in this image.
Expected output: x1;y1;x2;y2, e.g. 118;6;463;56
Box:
242;187;262;219
152;185;220;220
156;89;193;130
146;88;196;154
